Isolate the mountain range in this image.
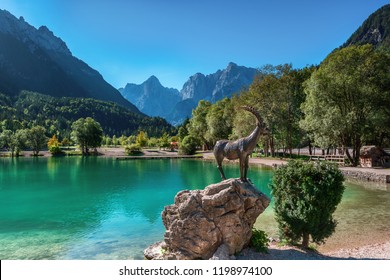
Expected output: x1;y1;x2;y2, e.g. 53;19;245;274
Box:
1;4;389;131
119;62;259;124
0;9;140;113
119;4;390;125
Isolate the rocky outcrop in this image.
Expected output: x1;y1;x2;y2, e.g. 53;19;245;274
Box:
144;178;270;260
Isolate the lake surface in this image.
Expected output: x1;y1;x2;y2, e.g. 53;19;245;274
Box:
0;157;389;259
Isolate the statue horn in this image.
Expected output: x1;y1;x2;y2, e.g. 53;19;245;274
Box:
240;105;262;125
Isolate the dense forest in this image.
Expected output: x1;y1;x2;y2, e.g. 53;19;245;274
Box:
0;91;175;139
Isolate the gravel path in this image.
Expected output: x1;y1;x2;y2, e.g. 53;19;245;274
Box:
237;242;390;260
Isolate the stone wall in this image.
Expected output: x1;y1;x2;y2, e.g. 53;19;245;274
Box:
341;170;390;184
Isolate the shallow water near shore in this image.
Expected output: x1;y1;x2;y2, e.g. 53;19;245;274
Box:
0;157;389;259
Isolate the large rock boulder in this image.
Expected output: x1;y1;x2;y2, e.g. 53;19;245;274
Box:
144;178;270;260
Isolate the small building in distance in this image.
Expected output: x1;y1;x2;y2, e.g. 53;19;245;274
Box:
359;146;390;168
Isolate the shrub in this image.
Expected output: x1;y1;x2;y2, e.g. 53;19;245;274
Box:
250;228;269;253
48;135;62;155
125;143;142;155
270;160;344;248
178;135;198;155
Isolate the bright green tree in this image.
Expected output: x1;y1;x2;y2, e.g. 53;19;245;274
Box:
119;135;128;146
177;118;190;142
103;135;112;146
0;129;28;157
148;137;159;147
71;117;103;155
301;45;390;165
206;98;235;144
270;160;344;248
159;133;170;150
187;100;212;150
27;126;47;156
112;135;118;147
136;131;148;147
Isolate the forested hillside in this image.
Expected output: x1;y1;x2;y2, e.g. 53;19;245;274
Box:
342;4;390;49
0;91;175;138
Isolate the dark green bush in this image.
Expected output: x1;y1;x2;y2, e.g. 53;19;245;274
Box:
125;143;142;155
178;135;198;155
250;228;269;253
270;160;345;248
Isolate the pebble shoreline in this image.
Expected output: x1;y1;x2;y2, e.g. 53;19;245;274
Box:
238;241;390;260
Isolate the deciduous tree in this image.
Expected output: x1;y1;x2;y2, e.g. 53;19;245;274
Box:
71;117;103;155
301;45;390;165
27;126;47;156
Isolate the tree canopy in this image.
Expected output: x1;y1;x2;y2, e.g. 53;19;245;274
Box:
71;117;103;154
300;44;390;165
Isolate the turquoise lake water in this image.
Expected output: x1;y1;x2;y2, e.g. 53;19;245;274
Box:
1;157;389;259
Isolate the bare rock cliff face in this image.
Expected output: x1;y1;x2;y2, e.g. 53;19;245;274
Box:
144;178;270;260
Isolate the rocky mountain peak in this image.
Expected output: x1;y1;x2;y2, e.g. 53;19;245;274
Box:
120;77;181;118
226;61;238;70
0;9;71;56
144;75;163;87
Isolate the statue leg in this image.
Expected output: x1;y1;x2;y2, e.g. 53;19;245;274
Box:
239;157;246;182
243;155;249;181
217;163;226;180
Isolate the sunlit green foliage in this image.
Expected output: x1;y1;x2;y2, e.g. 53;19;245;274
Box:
71;117;103;155
301;45;390;165
136;131;148;147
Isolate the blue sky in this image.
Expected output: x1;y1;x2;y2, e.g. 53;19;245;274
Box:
1;0;388;89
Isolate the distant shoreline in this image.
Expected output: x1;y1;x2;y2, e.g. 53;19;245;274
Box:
2;148;390;184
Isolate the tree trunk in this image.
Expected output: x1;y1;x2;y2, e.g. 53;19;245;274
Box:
308;142;312;155
354;137;362;167
345;148;354;165
302;232;310;248
264;139;269;157
270;136;275;157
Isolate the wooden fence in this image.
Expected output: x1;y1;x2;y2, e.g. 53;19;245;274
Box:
309;155;346;165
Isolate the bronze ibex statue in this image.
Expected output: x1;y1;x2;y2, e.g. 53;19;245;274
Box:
213;106;268;182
